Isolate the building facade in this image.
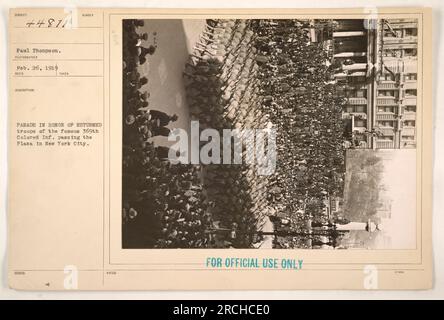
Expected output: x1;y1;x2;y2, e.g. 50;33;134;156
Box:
374;19;418;149
325;19;418;149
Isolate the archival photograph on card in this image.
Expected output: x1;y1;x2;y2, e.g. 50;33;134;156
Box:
121;18;418;250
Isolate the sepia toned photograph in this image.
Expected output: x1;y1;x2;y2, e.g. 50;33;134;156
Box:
121;18;419;250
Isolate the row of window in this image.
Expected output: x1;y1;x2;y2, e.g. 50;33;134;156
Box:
345;105;366;113
383;27;418;38
345;89;367;98
380;73;417;81
377;120;416;127
378;89;417;98
377;135;415;141
377;105;416;113
343;87;417;99
382;48;417;58
344;105;416;113
353;120;416;128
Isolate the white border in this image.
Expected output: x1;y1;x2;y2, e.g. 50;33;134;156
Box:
0;0;443;299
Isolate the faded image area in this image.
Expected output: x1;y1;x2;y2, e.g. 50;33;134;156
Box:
341;149;416;249
121;18;418;249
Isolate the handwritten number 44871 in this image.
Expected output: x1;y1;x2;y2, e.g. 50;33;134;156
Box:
25;18;69;28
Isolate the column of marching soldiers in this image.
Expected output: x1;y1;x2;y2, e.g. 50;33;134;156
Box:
184;19;272;247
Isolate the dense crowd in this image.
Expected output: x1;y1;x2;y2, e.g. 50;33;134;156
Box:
122;20;213;248
122;19;347;249
184;19;347;248
252;20;346;248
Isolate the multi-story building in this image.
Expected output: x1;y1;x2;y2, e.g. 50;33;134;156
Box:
325;19;418;149
374;19;418;149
